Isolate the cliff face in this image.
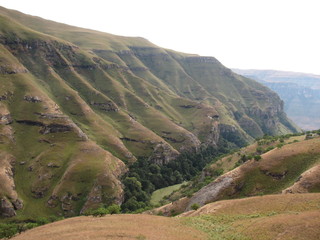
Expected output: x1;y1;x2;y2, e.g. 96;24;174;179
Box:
233;69;320;130
0;6;299;217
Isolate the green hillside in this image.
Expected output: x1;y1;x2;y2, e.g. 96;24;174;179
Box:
0;5;299;220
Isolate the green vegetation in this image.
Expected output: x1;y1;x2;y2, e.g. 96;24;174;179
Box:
122;145;231;212
253;155;261;161
150;182;186;205
191;203;200;210
83;204;121;217
0;216;64;239
232;153;320;198
183;214;256;240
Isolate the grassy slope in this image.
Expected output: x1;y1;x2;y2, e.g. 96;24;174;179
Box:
0;11;204;218
208;135;306;174
183;193;320;240
152;134;320;216
150;182;186;205
201;135;320;202
11;193;320;240
0;6;300;141
0;5;300;219
11;214;207;240
0;18;127;216
0;69;125;217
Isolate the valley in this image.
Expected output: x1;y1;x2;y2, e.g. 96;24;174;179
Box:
0;5;319;240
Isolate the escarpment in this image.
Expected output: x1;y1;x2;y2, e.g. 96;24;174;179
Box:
0;6;299;218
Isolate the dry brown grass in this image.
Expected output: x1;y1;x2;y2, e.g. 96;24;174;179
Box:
12;214;206;240
186;193;320;216
183;193;320;240
261;137;320;169
236;210;320;240
11;194;320;240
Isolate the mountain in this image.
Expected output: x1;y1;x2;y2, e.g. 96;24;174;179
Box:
0;6;299;219
233;69;320;130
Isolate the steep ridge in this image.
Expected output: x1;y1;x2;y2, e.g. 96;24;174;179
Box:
0;6;299;217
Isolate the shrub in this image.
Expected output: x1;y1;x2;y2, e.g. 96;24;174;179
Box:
256;147;263;154
106;204;121;214
264;146;274;153
254;155;262;161
191;203;200;210
36;217;50;225
0;223;19;239
277;143;284;149
91;207;110;217
212;168;224;176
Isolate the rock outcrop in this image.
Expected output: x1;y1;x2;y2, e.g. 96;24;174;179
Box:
148;143;180;165
0;152;23;217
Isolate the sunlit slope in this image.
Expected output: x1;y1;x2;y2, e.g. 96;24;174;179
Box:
188;135;320;209
11;214;207;240
183;193;320;240
11;193;320;240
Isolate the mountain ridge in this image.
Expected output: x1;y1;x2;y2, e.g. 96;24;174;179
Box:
0;6;299;218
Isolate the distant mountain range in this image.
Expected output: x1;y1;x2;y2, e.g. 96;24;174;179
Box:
233;69;320;130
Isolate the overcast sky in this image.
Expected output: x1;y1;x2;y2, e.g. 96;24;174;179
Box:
0;0;319;74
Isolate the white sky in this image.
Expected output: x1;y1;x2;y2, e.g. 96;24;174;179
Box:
0;0;320;74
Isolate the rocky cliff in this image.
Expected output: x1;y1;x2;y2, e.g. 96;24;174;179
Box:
233;69;320;130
